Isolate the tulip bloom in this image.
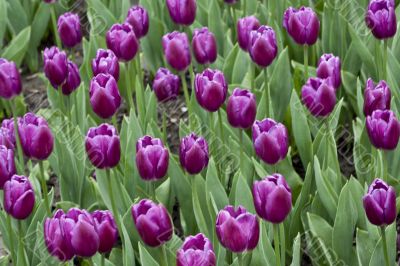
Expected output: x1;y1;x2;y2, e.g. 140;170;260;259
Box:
131;199;173;247
152;68;180;102
43;46;68;87
166;0;196;26
106;23;139;61
248;25;278;67
301;77;336;117
162;32;191;71
252;118;289;165
179;133;209;175
57;12;82;48
215;205;259;253
1;119;15;149
195;69;227;112
0;58;22;99
92;210;118;253
283;6;320;45
366;110;400;150
89;73;121;119
62;60;81;95
0;145;16;189
363;78;391;116
316;54;341;90
192;27;217;65
92;49;120;81
4;175;35;220
237;16;260;50
227;88;257;129
366;0;397;39
125;5;149;39
177;233;216;266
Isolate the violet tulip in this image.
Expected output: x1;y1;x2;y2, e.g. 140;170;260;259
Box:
316;54;341;90
177;233;216;266
248;25;278;67
179;133;209;175
227;88;257;129
195;68;227;112
92;49;120;81
0;145;16;189
89;73;121;119
106;23;139;61
61;60;81;95
4;175;35;220
192;27;217;65
152;68;180;102
57;12;82;48
366;0;397;39
283;6;320;45
92;210;118;253
0;58;22;99
162;31;191;71
125;5;149;39
1;119;15;149
301;77;336;117
43;46;68;87
363;78;391;116
237;16;260;50
166;0;197;26
366;110;400;150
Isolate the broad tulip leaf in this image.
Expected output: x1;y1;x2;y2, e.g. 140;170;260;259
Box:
2;26;31;66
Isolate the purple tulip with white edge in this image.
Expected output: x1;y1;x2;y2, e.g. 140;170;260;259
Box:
57;12;82;48
227;88;257;129
92;49;120;81
89;73;121;119
366;110;400;150
192;27;217;65
125;5;149;39
166;0;197;26
363;78;391;116
195;68;227;112
0;58;22;99
92;210;118;253
301;77;336;117
248;25;278;68
4;175;35;220
366;0;397;39
43;46;68;87
237;16;260;51
316;54;341;90
283;6;320;45
162;31;191;72
177;233;216;266
152;68;180;102
0;145;16;189
179;133;209;175
106;23;139;61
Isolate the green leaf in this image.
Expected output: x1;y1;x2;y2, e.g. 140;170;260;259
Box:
307;213;333;248
6;0;28;34
356;229;375;266
208;0;224;56
86;0;117;35
192;175;210;237
369;224;397;266
121;219;136;266
141;18;165;73
139;242;159;266
0;0;7;49
2;26;31;66
290;233;301;266
206;158;229;210
235;173;255;213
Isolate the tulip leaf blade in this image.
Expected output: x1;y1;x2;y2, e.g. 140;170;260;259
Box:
368;223;397;266
307;212;333;249
356;229;375;266
206;158;229;211
138;242;159;266
234;172;255;213
2;26;31;67
192;175;211;237
121;219;136;266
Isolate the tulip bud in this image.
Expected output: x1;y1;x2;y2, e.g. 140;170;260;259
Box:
131;199;173;247
125;5;149;39
179;133;209;175
237;16;260;50
0;59;22;99
166;0;196;26
92;49;120;81
366;110;400;150
177;233;216;266
1;119;15;149
316;54;341;90
283;6;320;45
89;73;121;119
4;175;35;220
152;68;180;102
92;210;118;253
215;205;259;253
248;25;278;67
61;60;81;95
301;77;336;117
18;113;54;160
85;123;121;169
366;0;397;39
43;46;68;87
0;145;16;189
363;178;396;225
252;174;292;223
195;68;227;112
227;88;256;129
136;136;169;181
252;118;289;165
106;23;139;61
192;27;217;65
363;78;391;116
57;12;82;48
162;32;191;71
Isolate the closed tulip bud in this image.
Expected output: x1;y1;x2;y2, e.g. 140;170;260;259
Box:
0;59;22;99
363;178;396;225
0;145;16;189
166;0;196;26
317;54;341;90
92;210;118;253
125;5;149;39
85;123;121;169
366;110;400;150
18;113;54;160
215;205;259;253
92;49;120;80
237;16;260;50
252;118;289;165
106;23;139;61
4;175;35;220
89;73;121;119
249;25;278;67
363;78;391;116
227;88;257;129
192;27;217;65
283;6;320;45
131;199;173;247
252;174;292;223
1;119;15;148
43;46;68;87
179;133;209;174
61;60;81;95
152;68;180;102
162;32;191;71
366;0;397;39
195;68;227;112
301;77;336;117
177;233;216;266
136;136;169;181
57;12;82;48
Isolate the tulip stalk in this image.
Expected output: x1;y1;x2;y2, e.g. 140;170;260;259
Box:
101;255;105;266
237;253;243;265
50;5;62;48
162;112;167;144
218;109;224;143
6;214;16;264
39;161;51;216
125;62;135;112
383;40;388;81
161;245;168;266
263;69;272;118
18;220;27;266
380;227;389;266
304;45;309;79
239;129;243;171
10;100;24;175
279;223;285;266
106;169;122;239
273;224;281;266
180;72;191;125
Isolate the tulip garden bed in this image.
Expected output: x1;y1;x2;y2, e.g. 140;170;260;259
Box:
1;0;400;266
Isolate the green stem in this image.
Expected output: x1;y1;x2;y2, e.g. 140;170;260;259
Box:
217;109;224;143
383;39;388;81
279;223;285;266
324;119;330;169
239;129;243;172
263;69;271;118
18;220;26;266
6;215;16;264
380;227;389;266
243;0;246;15
162;111;167;144
39;161;51;216
237;253;243;266
304;45;309;80
101;254;105;266
180;72;191;126
250;64;256;91
10;100;24;175
161;245;168;266
74;91;79;126
50;5;62;48
112;115;118;131
381;150;388;182
273;223;281;266
125;62;135;112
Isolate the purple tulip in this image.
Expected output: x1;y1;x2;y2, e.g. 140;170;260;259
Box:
179;133;209;175
252;174;292;223
363;178;396;225
316;54;341;90
227;88;257;129
4;175;35;220
237;16;260;50
152;68;180;102
366;0;397;39
192;27;217;65
177;233;216;266
0;59;22;99
57;12;82;48
89;73;121;119
162;32;191;71
301;77;336;117
61;60;81;95
1;119;15;149
0;145;16;189
248;25;278;67
283;6;320;45
252;118;289;165
363;78;391;116
43;46;68;87
224;0;237;4
136;136;169;181
44;0;56;3
215;205;259;253
195;68;227;112
92;49;120;81
85;123;121;169
166;0;197;26
92;210;118;253
106;23;139;61
131;199;173;247
125;5;149;39
366;110;400;150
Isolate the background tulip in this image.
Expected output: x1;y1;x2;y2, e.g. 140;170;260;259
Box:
366;110;400;150
125;5;149;39
224;0;237;4
0;145;16;189
92;210;118;253
92;49;120;81
177;233;216;266
248;25;278;67
195;68;227;112
366;0;397;39
43;46;68;87
4;175;35;220
363;78;391;116
179;133;209;174
57;12;82;48
227;88;256;129
301;77;336;117
283;6;320;45
89;73;121;119
166;0;196;26
106;23;139;61
0;126;15;150
162;32;191;71
61;60;81;95
317;54;341;90
192;27;217;65
0;58;22;99
237;16;260;50
152;68;180;102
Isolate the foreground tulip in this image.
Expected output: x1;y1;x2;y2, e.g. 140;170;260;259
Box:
248;25;278;67
252;118;289;165
0;59;22;99
177;233;216;266
179;133;209;174
363;78;391;116
166;0;196;26
366;0;397;39
283;6;320;45
152;68;180;102
92;49;120;80
92;210;118;253
316;54;341;90
106;23;139;61
85;123;121;169
366;110;400;150
195;69;227;112
192;27;217;65
227;88;256;129
61;60;81;95
131;199;173;247
125;5;149;39
0;145;16;189
216;205;259;253
237;16;260;50
162;32;191;71
57;12;82;48
89;73;121;119
4;175;35;220
301;77;336;117
43;46;68;87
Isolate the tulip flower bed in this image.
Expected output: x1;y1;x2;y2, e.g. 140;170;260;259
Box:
1;0;400;265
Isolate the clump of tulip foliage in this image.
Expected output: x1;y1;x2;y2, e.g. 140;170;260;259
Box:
0;0;399;265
